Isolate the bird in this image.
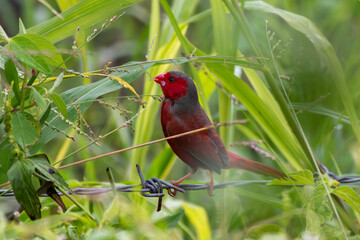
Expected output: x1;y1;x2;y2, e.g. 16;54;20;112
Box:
154;71;286;196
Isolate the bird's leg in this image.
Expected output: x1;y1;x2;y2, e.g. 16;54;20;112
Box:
168;171;195;197
205;171;214;196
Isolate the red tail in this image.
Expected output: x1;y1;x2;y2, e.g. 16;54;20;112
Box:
226;151;286;178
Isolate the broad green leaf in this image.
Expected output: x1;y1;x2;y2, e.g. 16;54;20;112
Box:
0;139;14;182
312;183;329;210
183;203;211;240
306;182;332;233
8;35;51;75
24;34;66;68
11;111;41;149
4;58;20;100
27;0;142;44
30;154;70;190
0;168;8;185
51;93;67;119
316;201;332;224
306;207;321;234
269;170;314;186
333;186;360;214
8;159;41;220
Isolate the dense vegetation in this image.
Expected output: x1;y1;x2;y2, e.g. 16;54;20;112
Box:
0;0;360;239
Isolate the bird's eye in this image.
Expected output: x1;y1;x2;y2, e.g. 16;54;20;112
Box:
168;77;175;83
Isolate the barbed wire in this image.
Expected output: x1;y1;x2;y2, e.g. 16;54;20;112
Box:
2;164;360;212
314;163;360;183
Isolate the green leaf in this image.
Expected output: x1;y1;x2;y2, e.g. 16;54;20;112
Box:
0;138;14;183
312;183;329;210
269;170;314;186
306;207;321;234
27;0;142;44
306;182;332;233
183;203;211;240
11;111;41;149
39;103;51;124
4;58;20;100
155;209;185;229
49;72;64;94
51;93;67;119
24;34;66;69
7;159;41;220
0;140;14;172
0;25;9;43
333;186;360;214
8;35;51;75
30;154;70;190
18;18;26;34
29;87;48;116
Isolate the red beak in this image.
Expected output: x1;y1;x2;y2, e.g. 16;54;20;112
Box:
154;73;166;87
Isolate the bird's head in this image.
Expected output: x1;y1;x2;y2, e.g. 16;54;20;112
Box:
154;71;197;101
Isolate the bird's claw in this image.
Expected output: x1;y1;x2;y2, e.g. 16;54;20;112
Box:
205;182;214;196
167;180;179;197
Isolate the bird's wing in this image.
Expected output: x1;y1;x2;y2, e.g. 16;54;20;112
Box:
172;129;225;174
208;128;230;167
186;150;222;174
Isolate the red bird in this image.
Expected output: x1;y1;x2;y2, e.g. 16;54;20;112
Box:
154;71;285;195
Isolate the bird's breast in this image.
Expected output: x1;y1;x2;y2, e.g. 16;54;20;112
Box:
161;99;209;136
